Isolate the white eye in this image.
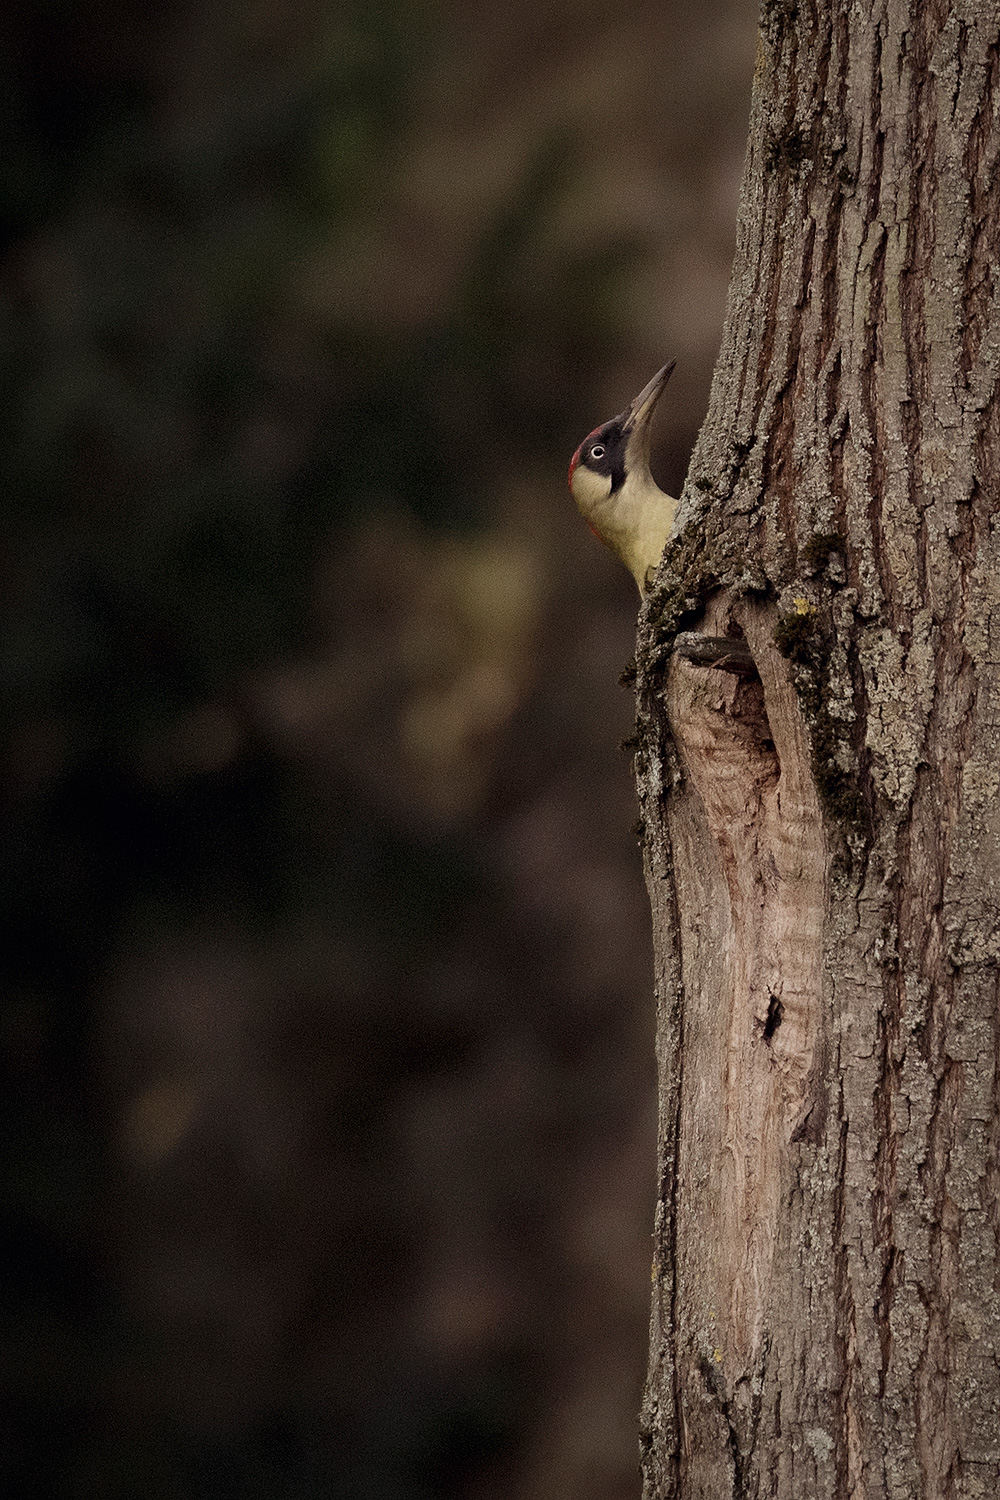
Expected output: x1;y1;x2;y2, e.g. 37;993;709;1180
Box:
590;445;605;459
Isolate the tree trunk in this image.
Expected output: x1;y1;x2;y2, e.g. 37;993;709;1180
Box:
635;2;1000;1495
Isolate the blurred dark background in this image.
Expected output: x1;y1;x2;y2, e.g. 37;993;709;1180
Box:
0;2;754;1496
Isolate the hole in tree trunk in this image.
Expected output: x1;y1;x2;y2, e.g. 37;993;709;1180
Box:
762;993;784;1042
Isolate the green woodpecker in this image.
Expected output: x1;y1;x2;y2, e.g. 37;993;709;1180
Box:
568;360;677;595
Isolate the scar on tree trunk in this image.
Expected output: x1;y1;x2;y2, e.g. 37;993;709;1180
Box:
665;593;825;1370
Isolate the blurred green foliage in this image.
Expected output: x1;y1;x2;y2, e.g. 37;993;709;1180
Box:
0;1;649;1496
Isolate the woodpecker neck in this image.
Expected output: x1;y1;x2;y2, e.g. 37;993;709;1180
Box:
570;464;675;595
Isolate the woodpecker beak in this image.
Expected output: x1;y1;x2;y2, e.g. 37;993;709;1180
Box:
624;360;676;431
621;360;675;471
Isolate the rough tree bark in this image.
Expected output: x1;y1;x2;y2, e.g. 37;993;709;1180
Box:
634;2;1000;1495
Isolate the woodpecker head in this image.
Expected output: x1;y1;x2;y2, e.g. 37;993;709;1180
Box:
567;360;677;594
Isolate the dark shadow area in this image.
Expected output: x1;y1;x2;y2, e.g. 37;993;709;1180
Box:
0;2;755;1495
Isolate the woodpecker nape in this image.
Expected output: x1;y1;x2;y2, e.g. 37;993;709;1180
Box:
568;360;677;595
